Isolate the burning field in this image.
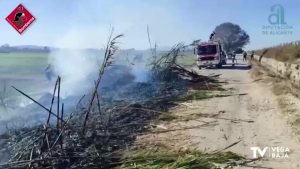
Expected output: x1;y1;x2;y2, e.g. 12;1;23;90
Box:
0;34;225;169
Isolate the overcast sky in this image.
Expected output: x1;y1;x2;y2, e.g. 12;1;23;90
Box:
0;0;299;50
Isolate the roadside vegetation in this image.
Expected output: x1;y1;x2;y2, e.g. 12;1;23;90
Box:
255;41;300;62
121;147;243;169
178;90;211;101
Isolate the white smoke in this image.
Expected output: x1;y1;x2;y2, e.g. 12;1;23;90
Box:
48;49;100;98
47;27;109;98
130;61;150;83
46;0;183;92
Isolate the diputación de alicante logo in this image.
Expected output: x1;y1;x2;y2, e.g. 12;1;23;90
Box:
6;4;35;34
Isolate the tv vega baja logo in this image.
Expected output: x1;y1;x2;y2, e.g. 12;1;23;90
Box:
262;4;293;35
250;146;289;159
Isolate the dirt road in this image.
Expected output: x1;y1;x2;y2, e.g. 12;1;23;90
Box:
136;56;300;168
177;57;300;168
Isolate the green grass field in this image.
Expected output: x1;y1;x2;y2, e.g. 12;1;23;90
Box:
0;52;49;97
0;52;48;75
177;51;196;66
0;52;48;66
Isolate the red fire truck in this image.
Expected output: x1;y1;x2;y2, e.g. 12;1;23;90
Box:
195;41;227;69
